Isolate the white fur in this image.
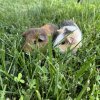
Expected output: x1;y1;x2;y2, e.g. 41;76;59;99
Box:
54;25;82;47
74;28;82;42
63;26;77;32
54;25;77;46
54;33;65;46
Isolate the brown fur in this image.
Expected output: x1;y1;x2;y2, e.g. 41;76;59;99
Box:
22;24;58;52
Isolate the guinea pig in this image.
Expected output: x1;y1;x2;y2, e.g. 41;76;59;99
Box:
53;20;82;53
22;23;58;53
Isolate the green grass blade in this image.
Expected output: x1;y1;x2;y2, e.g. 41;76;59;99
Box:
75;55;96;80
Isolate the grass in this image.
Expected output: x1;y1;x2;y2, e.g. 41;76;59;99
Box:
0;0;100;99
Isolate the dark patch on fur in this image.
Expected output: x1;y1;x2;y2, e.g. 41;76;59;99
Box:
64;28;73;35
60;20;75;28
52;31;59;42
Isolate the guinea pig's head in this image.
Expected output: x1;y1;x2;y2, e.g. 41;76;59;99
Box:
53;32;74;53
22;28;48;52
22;24;58;53
53;20;81;53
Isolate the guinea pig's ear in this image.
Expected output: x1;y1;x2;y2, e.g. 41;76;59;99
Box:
57;29;64;33
39;34;47;41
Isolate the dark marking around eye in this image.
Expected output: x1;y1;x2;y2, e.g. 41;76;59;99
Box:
34;40;36;44
61;41;65;45
64;28;72;34
60;20;75;27
38;39;43;42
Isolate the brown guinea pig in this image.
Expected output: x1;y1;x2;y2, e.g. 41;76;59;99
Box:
22;23;58;53
53;20;82;54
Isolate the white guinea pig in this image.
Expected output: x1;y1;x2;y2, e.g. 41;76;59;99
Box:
53;20;82;53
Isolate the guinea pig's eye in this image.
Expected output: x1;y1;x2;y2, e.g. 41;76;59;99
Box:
34;40;37;44
38;39;43;42
61;41;65;45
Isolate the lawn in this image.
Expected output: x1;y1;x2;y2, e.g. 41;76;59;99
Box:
0;0;100;99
